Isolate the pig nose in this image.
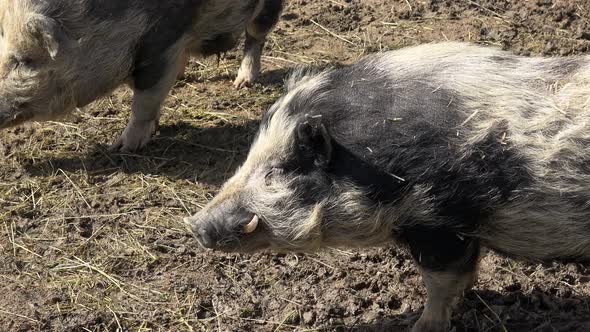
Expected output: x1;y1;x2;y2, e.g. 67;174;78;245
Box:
194;226;216;248
184;216;217;249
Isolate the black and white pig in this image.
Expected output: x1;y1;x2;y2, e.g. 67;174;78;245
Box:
0;0;284;151
184;42;590;331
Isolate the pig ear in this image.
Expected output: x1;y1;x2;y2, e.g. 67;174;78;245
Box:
26;14;65;59
296;115;332;169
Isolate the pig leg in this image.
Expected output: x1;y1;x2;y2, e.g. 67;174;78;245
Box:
412;268;478;332
234;0;284;89
176;50;190;80
405;231;481;332
111;51;184;152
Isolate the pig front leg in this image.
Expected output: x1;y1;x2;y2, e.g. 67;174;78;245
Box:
412;268;478;332
234;0;284;89
111;50;186;152
405;230;481;332
233;33;263;89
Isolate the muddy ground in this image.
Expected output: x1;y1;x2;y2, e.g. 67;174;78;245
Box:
3;0;590;331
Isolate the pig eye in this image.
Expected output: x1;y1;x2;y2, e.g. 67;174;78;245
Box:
21;57;33;67
264;170;274;186
264;167;283;186
9;55;34;69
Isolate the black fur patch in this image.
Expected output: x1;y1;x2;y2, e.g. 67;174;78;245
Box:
489;55;519;66
551;57;583;76
85;0;139;20
40;0;134;21
43;0;208;90
327;140;405;202
199;32;239;57
404;226;481;272
274;59;533;270
250;0;284;36
43;0;280;90
132;1;206;90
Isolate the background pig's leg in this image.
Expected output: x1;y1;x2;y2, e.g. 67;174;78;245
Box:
234;0;285;89
176;50;190;80
111;49;185;152
405;231;481;332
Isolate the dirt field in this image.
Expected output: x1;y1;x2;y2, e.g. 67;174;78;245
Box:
3;0;590;331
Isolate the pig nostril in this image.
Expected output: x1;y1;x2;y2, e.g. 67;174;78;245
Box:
199;228;209;239
192;226;215;249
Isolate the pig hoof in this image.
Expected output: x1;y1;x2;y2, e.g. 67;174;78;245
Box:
411;320;450;332
110;120;157;152
233;71;257;89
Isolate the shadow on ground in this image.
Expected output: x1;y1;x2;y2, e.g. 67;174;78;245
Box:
21;67;292;186
23;120;260;187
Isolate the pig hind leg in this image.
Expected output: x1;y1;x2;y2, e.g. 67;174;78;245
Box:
405;230;481;332
111;50;185;152
234;0;285;89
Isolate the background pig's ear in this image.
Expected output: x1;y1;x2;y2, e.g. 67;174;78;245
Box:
26;14;65;59
296;115;332;169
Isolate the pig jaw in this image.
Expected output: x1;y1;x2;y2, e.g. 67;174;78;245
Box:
0;96;36;128
184;202;271;252
0;91;73;129
0;64;76;129
0;110;32;128
184;198;328;253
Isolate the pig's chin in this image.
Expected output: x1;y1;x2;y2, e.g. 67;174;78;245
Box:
215;234;272;253
0;110;35;129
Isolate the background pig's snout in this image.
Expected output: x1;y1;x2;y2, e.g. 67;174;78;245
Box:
0;99;15;127
0;98;31;128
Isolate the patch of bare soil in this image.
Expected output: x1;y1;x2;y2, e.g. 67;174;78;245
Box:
2;1;590;331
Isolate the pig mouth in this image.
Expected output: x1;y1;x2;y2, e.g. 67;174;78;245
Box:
242;215;259;234
221;214;266;252
0;110;34;129
183;212;266;251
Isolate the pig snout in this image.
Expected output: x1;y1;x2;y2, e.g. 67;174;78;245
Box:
184;205;260;250
184;214;216;249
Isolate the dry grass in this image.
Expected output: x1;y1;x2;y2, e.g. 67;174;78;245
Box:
3;1;590;331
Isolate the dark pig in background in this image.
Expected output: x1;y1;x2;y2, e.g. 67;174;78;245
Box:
0;0;284;151
185;42;590;331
